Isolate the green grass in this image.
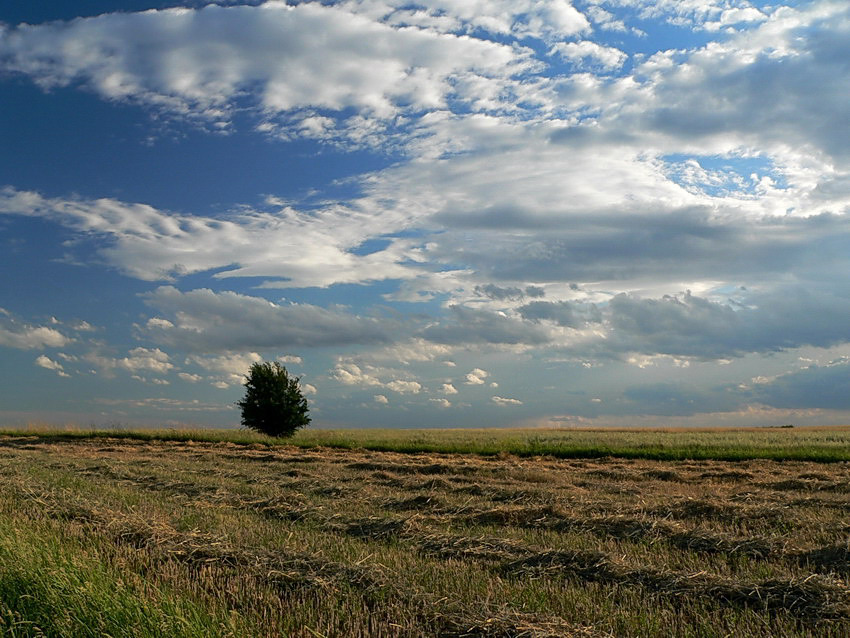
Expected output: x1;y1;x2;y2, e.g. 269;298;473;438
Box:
3;424;850;462
0;517;236;638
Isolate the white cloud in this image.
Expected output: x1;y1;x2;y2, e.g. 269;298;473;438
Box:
492;395;522;406
143;286;398;352
146;317;174;330
302;383;317;395
0;187;419;288
703;7;768;30
131;375;170;386
464;368;489;385
550;41;627;70
585;5;629;32
34;355;69;377
186;352;262;385
119;347;173;375
422;305;551;345
386;379;422;394
429;397;451;408
178;372;202;383
0;316;70;350
363;339;454;365
343;0;589;40
96;397;229;412
0;3;534;142
277;355;303;365
441;383;458;394
374;394;389;404
333;360;422;394
333;362;384;387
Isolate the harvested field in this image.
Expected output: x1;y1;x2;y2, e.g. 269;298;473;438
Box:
0;435;848;637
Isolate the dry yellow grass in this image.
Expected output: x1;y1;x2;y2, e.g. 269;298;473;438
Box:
0;435;848;636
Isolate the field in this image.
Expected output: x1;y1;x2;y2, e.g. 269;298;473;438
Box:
0;428;849;637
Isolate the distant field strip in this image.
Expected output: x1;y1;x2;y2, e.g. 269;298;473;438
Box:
0;436;848;636
4;425;850;462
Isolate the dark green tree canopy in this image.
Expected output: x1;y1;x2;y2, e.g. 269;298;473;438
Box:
237;361;310;437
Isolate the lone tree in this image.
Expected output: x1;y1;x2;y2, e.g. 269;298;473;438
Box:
237;361;310;437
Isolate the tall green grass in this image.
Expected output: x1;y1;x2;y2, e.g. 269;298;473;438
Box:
0;518;234;638
2;424;850;462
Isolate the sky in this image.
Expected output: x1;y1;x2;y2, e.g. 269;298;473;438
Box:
2;0;850;430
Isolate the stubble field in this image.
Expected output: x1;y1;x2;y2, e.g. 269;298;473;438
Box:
0;432;848;637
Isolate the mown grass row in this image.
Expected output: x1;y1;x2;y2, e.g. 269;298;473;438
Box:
3;425;850;462
0;437;848;636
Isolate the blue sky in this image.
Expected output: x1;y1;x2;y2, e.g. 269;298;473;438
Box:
2;0;850;429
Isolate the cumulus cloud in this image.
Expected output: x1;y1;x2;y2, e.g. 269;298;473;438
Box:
142;286;397;352
593;3;850;165
333;360;422;396
550;41;627;70
464;368;489;385
34;355;69;377
620;382;727;417
0;310;70;350
386;379;422;394
604;286;850;360
474;284;546;301
96;397;229;412
374;394;389;404
421;305;551;345
332;362;383;387
491;395;522;406
362;339;454;365
519;300;602;328
430;398;451;408
342;0;590;40
186;352;262;385
0;2;534;142
441;383;458;395
744;359;850;410
80;347;173;379
118;347;173;375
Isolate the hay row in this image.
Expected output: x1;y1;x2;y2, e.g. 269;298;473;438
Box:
64;462;846;578
15;485;384;595
500;550;850;620
463;505;780;559
42;460;850;578
13;484;601;638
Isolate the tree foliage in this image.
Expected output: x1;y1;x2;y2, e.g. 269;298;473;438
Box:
237;361;310;437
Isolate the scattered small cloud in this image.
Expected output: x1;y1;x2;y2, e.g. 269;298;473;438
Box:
34;355;69;377
464;368;489;385
386;379;422;394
